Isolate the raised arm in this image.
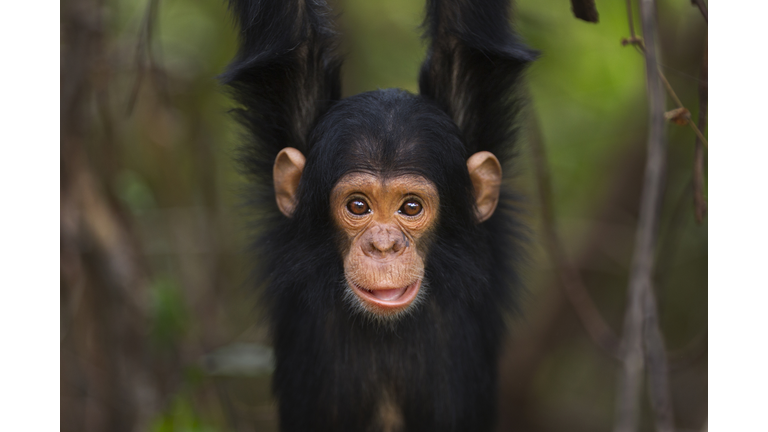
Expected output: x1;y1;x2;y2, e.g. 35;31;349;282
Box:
222;0;342;182
419;0;536;162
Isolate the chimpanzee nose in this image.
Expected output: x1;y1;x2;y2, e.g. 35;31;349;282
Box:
363;224;406;259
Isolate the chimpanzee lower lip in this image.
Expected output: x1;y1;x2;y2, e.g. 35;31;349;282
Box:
351;280;421;309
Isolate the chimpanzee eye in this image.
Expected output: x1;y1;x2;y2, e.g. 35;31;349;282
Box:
399;199;422;216
346;199;370;215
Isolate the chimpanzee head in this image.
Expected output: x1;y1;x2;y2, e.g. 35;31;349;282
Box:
271;89;502;321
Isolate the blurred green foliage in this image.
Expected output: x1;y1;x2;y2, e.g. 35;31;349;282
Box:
149;275;189;349
150;394;218;432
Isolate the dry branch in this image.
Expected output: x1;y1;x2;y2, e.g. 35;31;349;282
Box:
620;7;709;149
643;286;675;432
657;67;708;147
614;0;673;431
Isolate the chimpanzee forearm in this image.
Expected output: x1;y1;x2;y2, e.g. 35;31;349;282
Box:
419;0;536;160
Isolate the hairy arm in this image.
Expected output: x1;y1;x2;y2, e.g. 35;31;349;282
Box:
222;0;342;182
419;0;536;161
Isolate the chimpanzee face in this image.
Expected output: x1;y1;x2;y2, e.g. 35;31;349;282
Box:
331;172;439;318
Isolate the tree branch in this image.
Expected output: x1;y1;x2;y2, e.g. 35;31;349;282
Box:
657;68;708;148
643;286;675;432
614;0;671;431
621;36;708;149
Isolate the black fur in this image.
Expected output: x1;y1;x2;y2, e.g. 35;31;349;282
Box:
223;1;535;431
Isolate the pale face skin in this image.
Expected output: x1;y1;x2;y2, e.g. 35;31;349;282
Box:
331;173;440;317
272;147;502;319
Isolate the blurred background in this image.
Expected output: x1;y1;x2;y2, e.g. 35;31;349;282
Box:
60;0;707;431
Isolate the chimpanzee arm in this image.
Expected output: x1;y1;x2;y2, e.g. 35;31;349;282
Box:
222;0;341;182
419;0;536;162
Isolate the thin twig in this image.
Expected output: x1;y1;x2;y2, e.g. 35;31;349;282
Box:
656;70;684;108
620;30;709;148
625;0;636;39
691;0;708;23
694;37;708;223
657;68;708;147
529;118;621;359
614;0;669;431
688;119;708;147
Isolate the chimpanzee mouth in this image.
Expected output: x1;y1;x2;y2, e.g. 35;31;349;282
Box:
350;280;421;310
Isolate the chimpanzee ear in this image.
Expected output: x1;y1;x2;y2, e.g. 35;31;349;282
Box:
274;147;306;217
467;151;502;223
